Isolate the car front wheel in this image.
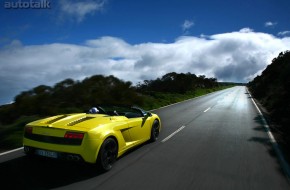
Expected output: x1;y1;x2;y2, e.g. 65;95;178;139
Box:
150;120;160;142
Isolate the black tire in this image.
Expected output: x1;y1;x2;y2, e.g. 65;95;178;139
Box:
150;120;160;142
97;138;118;172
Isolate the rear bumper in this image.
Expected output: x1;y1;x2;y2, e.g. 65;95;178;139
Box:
24;146;84;162
23;137;102;163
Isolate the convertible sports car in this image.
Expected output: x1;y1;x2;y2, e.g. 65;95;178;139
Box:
23;105;161;171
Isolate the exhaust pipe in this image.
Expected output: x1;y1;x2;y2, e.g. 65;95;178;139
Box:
66;154;80;161
73;155;80;161
67;155;74;161
24;146;30;153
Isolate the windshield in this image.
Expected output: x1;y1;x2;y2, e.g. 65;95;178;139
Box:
96;105;145;118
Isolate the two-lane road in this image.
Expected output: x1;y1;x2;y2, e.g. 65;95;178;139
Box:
0;86;289;190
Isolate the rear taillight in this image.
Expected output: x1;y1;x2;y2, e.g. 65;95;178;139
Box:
25;126;33;134
64;132;84;139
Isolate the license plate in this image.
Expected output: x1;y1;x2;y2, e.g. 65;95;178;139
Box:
35;149;58;159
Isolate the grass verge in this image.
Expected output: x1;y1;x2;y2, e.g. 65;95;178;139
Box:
142;86;234;110
0;115;41;152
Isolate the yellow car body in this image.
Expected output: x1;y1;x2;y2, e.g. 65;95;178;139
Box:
23;106;161;171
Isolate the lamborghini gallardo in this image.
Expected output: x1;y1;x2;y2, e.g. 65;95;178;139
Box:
23;105;161;171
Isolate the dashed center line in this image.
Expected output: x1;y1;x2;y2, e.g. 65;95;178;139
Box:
162;107;212;143
161;125;186;143
204;107;211;112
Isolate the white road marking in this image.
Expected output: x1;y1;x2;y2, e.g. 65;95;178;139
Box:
161;125;186;143
247;88;290;180
204;107;211;112
0;147;23;156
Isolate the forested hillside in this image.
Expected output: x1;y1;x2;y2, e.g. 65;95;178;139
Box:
136;72;218;93
248;51;290;145
0;72;228;150
0;72;219;125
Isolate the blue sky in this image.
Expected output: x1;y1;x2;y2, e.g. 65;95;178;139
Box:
0;0;290;105
1;0;290;45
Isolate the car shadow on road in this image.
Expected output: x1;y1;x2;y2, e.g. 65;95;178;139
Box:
0;141;157;190
0;155;102;190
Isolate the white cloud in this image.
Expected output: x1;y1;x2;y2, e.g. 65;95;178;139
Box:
264;21;277;27
60;0;106;22
182;20;194;32
239;28;254;33
278;31;290;37
1;29;290;104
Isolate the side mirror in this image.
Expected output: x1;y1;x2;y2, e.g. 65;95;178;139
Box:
141;112;152;126
143;112;152;118
147;112;152;117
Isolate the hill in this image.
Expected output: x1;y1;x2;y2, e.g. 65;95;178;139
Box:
0;72;223;125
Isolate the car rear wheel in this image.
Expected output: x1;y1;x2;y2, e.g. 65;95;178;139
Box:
150;120;160;142
97;138;118;172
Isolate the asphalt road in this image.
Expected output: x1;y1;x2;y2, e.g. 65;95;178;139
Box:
0;86;289;190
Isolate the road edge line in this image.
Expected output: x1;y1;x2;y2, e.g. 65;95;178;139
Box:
0;147;23;156
247;88;290;181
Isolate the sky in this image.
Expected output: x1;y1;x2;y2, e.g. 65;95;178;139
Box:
0;0;290;105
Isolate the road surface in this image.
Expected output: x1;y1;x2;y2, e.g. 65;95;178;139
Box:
0;86;289;190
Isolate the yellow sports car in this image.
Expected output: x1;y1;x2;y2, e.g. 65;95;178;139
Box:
23;105;161;171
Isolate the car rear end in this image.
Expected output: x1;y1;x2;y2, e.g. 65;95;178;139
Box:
23;114;105;163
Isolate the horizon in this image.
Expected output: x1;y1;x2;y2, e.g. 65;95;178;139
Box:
0;72;247;106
